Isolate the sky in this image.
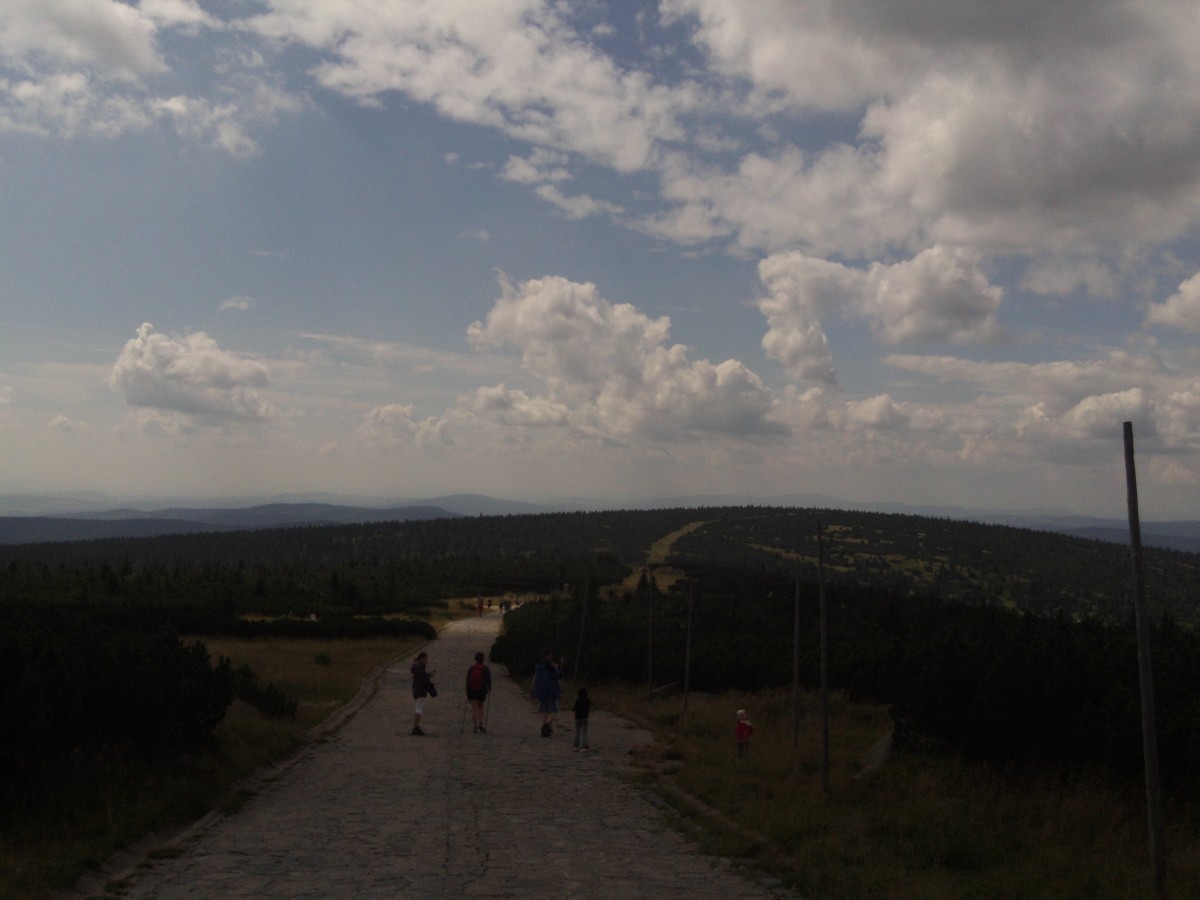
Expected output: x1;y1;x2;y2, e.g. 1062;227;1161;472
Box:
2;0;1200;518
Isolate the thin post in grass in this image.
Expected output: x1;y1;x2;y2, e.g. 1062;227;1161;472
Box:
818;520;830;799
573;576;588;683
683;580;694;715
644;567;654;698
792;534;801;750
1123;421;1167;898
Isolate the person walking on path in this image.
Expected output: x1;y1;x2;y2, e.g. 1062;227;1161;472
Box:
88;614;792;900
571;686;592;751
410;651;436;735
466;651;492;733
736;708;753;759
532;650;565;737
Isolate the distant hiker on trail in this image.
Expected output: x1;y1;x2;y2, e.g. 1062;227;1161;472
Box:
533;650;565;737
466;651;492;733
410;652;436;736
571;686;591;752
735;709;753;759
476;595;484;617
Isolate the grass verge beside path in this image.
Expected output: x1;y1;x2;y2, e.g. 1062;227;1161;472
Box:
2;633;430;899
600;685;1200;899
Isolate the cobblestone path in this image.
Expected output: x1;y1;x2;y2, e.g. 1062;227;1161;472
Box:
90;613;794;899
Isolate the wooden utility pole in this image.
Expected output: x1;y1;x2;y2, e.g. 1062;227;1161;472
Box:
818;520;830;798
684;581;694;715
573;578;588;682
1124;421;1167;898
793;544;802;749
645;568;654;696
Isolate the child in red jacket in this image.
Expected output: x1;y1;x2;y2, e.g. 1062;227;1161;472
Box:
736;708;753;759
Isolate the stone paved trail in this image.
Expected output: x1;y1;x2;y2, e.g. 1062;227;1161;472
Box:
92;613;795;899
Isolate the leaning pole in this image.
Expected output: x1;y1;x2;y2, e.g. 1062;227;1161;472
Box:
1123;421;1167;898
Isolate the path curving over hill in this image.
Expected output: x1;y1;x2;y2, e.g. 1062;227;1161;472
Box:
86;613;792;898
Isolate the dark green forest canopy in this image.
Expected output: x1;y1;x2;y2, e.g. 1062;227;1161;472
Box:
1;506;1196;629
663;507;1200;628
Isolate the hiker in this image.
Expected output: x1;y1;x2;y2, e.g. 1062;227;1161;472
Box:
532;650;565;737
466;651;492;733
476;595;484;617
571;686;591;752
736;708;753;759
410;652;436;736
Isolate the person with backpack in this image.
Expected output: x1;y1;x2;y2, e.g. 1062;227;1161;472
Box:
465;651;492;733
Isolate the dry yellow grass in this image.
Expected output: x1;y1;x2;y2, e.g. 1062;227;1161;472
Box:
598;685;1200;899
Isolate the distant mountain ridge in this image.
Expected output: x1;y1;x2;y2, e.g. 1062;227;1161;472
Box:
76;503;455;527
1;492;1197;552
0;504;456;545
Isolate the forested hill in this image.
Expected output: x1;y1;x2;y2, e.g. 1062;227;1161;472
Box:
663;508;1200;628
1;505;1196;630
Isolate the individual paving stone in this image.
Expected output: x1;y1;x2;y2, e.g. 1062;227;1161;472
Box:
82;613;795;899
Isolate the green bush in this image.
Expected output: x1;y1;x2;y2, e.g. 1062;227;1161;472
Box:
0;602;233;794
231;663;298;719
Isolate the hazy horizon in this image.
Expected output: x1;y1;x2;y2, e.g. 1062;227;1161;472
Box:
0;486;1172;525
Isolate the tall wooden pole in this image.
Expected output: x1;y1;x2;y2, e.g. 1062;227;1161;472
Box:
793;544;802;749
573;578;588;682
645;568;654;697
818;520;830;798
684;581;694;715
1124;421;1167;898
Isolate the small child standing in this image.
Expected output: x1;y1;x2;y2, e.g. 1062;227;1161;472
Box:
735;708;753;759
572;687;592;752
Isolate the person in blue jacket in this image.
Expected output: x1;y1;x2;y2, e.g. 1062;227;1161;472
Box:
532;650;564;737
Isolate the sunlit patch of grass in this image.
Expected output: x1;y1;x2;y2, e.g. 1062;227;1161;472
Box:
598;684;1200;899
202;636;418;730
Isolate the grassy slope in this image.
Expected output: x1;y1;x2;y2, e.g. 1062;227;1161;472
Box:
602;684;1200;899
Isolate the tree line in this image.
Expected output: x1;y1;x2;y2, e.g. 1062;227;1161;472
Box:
491;563;1200;791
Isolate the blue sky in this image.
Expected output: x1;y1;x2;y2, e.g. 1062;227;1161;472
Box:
3;0;1200;518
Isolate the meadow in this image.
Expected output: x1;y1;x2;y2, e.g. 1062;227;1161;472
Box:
602;685;1200;899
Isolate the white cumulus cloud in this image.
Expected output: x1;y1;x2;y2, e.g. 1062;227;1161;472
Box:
109;322;276;426
1146;272;1200;334
758;246;1003;385
460;274;786;443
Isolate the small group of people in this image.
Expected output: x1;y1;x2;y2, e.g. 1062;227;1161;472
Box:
408;647;591;750
409;649;494;736
412;647;751;760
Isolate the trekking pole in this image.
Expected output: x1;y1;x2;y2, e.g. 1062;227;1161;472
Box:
484;692;491;731
460;698;469;733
